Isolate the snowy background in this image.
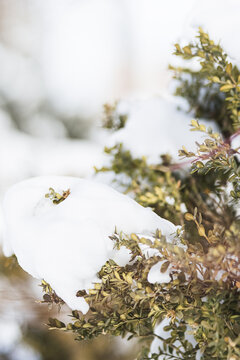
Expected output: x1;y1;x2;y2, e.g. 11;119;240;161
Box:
0;0;240;359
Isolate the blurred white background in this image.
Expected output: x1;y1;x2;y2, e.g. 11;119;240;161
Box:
0;0;239;191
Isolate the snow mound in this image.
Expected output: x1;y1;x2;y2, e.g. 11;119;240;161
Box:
105;97;218;164
2;176;178;313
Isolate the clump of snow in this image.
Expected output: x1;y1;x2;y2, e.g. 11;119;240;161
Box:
103;97;219;164
231;134;240;162
2;176;178;314
148;261;172;284
180;203;187;213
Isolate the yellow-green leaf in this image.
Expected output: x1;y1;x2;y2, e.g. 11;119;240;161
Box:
191;119;199;128
226;63;232;75
198;225;206;238
212;76;220;83
183;46;192;55
185;213;195;221
174;43;181;52
220;84;234;92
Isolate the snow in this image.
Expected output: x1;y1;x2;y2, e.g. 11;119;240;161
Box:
150;317;172;356
232;135;240;149
231;134;240;164
180;203;187;213
148;261;171;284
0;117;104;196
150;318;201;360
103;96;219;164
2;176;178;314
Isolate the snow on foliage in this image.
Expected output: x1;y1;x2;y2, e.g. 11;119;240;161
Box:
147;260;172;284
104;97;219;163
2;176;178;313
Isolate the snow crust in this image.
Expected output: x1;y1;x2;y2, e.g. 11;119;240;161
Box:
2;176;178;313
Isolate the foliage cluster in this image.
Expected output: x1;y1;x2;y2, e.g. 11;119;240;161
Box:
102;103;128;131
171;27;240;135
42;30;240;359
